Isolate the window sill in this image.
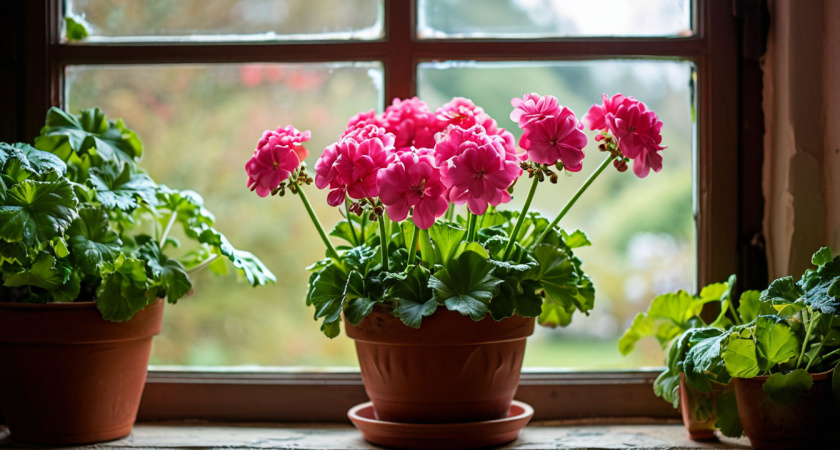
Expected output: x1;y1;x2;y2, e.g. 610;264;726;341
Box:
0;420;751;449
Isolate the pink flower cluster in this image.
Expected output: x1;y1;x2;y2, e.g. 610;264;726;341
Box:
511;93;588;171
245;126;310;197
582;94;666;178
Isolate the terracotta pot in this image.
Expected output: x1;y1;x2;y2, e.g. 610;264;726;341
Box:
733;371;832;449
345;306;535;423
0;299;164;445
678;374;729;440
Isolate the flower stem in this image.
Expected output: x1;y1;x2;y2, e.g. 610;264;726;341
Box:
290;178;340;260
378;215;389;271
503;174;540;260
344;198;359;245
796;311;819;369
159;211;178;249
467;212;477;241
406;223;420;270
806;323;831;372
535;154;616;246
188;253;219;275
445;204;454;222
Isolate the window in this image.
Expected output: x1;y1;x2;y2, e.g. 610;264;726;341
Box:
7;0;760;421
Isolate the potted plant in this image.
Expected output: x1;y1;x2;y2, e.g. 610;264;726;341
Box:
243;94;667;446
0;107;275;445
680;247;840;448
619;276;757;440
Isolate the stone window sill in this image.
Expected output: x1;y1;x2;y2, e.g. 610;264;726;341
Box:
0;420;751;449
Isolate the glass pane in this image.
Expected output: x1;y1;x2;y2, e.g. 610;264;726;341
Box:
418;60;695;369
417;0;692;39
66;63;382;366
65;0;383;42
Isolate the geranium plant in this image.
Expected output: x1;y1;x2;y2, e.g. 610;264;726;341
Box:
0;107;275;321
245;93;666;337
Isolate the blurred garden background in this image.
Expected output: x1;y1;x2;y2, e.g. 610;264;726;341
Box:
65;0;694;369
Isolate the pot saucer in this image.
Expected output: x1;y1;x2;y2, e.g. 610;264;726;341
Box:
347;400;534;449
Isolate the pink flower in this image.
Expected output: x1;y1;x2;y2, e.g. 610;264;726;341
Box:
345;109;386;133
382;97;439;149
341;124;396;149
435;97;500;135
519;108;587;170
607;102;665;178
510;93;562;128
377;152;448;229
440;135;522;216
315;136;395;207
582;93;637;132
246;126;309;197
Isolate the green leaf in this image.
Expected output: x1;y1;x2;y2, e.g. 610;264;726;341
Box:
561;229;591;249
308;262;347;337
137;240;192;304
430;251;501;321
428;222;467;267
345;298;377;326
754;316;799;370
762;369;813;406
737;290;772;323
388;265;436;328
96;254;151;322
88;161;158;211
813;247;834;266
722;336;760;378
715;389;743;438
699;281;728;303
490;280;543;320
67;207;122;274
0;179;78;246
761;276;803;304
35;107;143;168
329;215;376;248
2;253;69;292
195;227;276;286
618;290;711;355
527;244;594;327
683;328;730;391
64;15;90;41
345;245;377;274
0;142;67;180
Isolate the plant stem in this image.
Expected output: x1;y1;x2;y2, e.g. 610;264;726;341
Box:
360;213;368;244
806;324;831;372
503;174;540;260
445;203;454;222
344;198;359;245
188;253;219;274
159;211;177;249
406;224;420;270
815;347;840;368
290;178;340;260
727;298;742;325
467;212;477;241
535;154;616;246
378;215;389;271
796;311;819;369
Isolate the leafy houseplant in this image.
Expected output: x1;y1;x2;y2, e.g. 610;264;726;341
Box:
244;93;667;431
677;247;840;448
0;108;275;445
619;276;755;439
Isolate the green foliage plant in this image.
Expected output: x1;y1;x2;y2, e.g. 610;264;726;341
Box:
619;275;759;437
0;107;275;321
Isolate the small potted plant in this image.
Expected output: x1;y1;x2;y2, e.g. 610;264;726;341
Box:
619;276;758;440
243;93;667;447
680;247;840;449
0;108;275;445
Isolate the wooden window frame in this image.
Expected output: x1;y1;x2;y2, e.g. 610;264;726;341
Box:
3;0;768;422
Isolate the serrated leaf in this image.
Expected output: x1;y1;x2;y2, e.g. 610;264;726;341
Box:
67;207;122;274
722;336;760;378
561;229;591;248
95;254;151;322
345;297;377;326
309;263;347;336
761;276;803;304
430;251;501;321
0;142;67;181
683;328;730;391
812;247;834;266
35;107;143;168
526;244;594;327
2;252;69;291
195;227;275;286
762;369;813;406
754;316;799;370
137;240;192;304
737;290;773;323
0;179;78;246
88;161;157;211
388;265;436;328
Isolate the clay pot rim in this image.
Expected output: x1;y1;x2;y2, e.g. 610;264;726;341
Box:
734;368;834;384
0;298;162;310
